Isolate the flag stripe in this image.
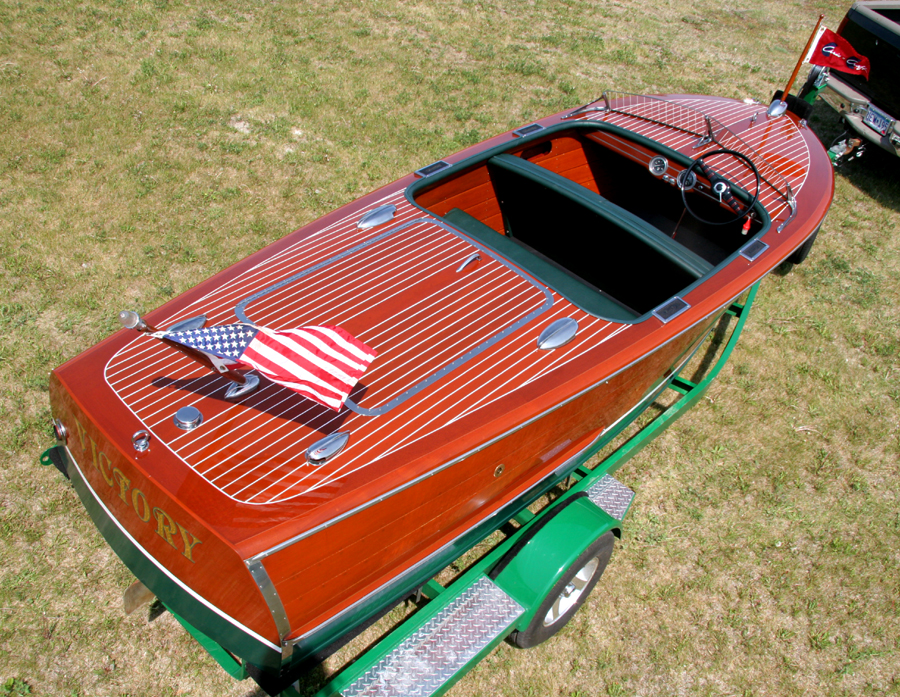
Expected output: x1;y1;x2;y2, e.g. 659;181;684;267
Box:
242;340;349;397
280;327;371;373
161;322;376;411
305;325;377;363
250;334;356;387
257;328;361;385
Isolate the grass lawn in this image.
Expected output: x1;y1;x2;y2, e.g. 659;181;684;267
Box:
1;0;898;695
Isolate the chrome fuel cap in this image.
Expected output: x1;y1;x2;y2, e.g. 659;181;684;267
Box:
174;406;203;430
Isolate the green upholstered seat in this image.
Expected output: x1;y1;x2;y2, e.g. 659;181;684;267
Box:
487;154;713;280
442;207;641;321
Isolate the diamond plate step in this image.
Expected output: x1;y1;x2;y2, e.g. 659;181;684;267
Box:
341;576;523;697
586;475;634;521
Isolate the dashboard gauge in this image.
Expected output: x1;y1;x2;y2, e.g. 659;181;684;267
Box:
677;169;697;191
648;156;668;176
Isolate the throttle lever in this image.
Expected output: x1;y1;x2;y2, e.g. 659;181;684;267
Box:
713;180;744;215
698;156;745;217
694;159;713;182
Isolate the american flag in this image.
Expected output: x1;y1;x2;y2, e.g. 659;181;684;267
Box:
159;323;377;411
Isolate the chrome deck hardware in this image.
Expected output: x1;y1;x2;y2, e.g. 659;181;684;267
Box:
225;374;260;400
52;418;68;443
118;310;154;333
513;123;544;138
414;160;450;178
132;430;151;452
306;431;350;466
358;204;397;230
652;297;690;324
167;315;208;333
740;239;769;262
456;252;481;273
173;406;203;431
537;317;578;350
767;99;789;118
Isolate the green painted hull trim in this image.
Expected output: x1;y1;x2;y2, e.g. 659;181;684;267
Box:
60;448;283;671
167;604;250;680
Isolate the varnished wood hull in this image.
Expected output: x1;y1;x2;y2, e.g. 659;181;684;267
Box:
47;93;833;676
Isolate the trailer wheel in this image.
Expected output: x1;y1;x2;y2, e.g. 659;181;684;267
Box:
787;229;819;265
798;65;826;102
509;531;615;648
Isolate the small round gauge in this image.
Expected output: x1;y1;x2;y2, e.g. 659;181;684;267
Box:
648;156;668;177
676;169;697;191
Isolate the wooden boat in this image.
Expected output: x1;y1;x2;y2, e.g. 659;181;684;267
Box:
45;92;833;689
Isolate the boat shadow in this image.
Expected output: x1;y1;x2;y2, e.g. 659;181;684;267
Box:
148;599;331;696
149;373;370;434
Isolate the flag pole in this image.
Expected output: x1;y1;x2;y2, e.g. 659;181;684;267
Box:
767;14;825;117
118;311;260;398
783;14;826;101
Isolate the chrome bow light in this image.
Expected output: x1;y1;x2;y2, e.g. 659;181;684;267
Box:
118;310;154;333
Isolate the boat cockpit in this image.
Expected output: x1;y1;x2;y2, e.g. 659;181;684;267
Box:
410;122;770;322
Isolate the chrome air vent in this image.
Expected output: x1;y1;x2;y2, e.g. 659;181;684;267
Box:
652;297;690;323
358;204;397;230
414;160;450;178
306;432;350;466
537;317;578;350
513;123;544;138
739;239;768;262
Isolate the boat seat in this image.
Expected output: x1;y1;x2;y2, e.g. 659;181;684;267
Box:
443;207;641;321
487;154;714;280
443;207;503;243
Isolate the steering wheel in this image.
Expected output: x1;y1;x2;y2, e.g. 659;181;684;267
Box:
679;148;761;226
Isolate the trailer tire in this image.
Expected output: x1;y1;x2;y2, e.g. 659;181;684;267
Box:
798;65;826;102
787;228;819;265
509;531;615;649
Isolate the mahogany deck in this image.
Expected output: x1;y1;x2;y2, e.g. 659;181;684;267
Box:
102;199;637;505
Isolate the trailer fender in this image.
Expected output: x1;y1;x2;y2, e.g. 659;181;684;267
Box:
490;496;619;630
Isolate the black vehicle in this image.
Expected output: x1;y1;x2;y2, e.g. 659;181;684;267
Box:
801;2;900;160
